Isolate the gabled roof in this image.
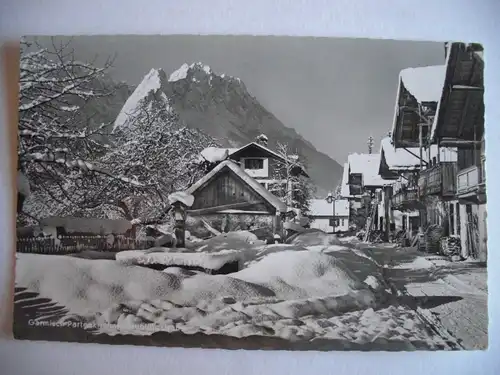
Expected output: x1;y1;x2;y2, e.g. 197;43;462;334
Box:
229;142;286;161
186;160;287;212
310;199;349;217
230;142;309;177
199;142;309;177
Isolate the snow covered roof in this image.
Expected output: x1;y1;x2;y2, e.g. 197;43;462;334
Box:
390;65;447;146
347;153;392;187
231;142;287;162
168;191;195;207
198;147;232;164
310;199;349;217
113;68;162;131
379;137;420;171
399;65;446;103
186;160;287;212
210;142;309;177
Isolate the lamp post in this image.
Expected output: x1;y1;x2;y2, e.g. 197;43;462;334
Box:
326;192;336;234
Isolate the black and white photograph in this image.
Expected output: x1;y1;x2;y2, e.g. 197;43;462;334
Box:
13;35;487;351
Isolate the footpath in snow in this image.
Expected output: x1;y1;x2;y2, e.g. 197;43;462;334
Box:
356;242;488;350
14;231;453;350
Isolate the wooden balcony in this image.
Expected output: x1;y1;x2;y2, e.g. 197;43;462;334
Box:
418;162;457;197
391;188;422;211
456;165;486;201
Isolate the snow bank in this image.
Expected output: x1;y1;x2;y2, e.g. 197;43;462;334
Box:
113;68;162;130
392;257;435;270
168;191;194;207
15;239;447;347
287;231;343;247
192;231;264;252
15;254;182;316
235;251;369;300
116;249;241;271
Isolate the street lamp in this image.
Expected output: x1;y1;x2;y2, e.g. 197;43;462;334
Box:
326;192;336;233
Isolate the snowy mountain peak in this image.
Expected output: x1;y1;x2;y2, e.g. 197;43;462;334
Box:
169;62;214;82
113;68;167;131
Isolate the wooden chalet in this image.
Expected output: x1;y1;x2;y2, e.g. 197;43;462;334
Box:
389;54;461;233
199;136;309;208
428;42;486;261
186;160;287;237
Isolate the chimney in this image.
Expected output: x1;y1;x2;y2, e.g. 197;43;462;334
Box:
255;134;269;147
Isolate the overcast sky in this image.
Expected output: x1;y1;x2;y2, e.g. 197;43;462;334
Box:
37;35;445;163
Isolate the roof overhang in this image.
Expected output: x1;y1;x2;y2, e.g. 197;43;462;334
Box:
430;43;484;145
391;65;447;149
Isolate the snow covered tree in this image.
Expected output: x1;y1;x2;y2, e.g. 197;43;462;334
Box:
18;37;142;221
270;142;315;216
367;136;374;154
99;97;220;225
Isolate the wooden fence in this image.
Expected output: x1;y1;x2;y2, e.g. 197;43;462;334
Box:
16;235;153;254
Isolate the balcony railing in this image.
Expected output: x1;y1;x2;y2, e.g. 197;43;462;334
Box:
391;188;421;211
418;162;457;197
457;165;485;197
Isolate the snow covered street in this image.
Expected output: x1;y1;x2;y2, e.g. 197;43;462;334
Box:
357;242;488;350
13;232;459;351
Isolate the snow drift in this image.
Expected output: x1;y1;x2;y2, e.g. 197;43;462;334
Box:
115;249;242;271
13;232;449;347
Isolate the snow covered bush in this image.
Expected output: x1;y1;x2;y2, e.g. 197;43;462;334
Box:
99;96;219;225
270;142;315;216
17;38;220;227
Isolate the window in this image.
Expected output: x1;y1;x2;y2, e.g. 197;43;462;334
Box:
341;218;345;227
329;218;339;227
456;203;461;236
244;158;264;170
